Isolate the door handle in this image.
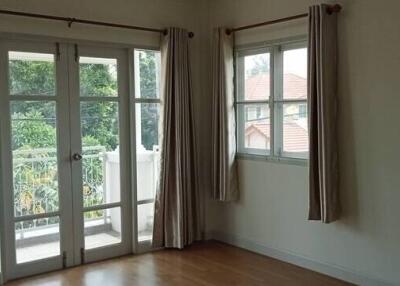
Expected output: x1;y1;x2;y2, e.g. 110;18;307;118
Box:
72;153;83;161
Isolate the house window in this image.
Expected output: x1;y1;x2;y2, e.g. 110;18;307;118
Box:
299;104;307;119
236;41;308;160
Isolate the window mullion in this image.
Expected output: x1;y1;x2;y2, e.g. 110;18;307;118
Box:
273;45;283;157
235;53;245;153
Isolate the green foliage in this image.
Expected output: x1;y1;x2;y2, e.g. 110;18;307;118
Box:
81;102;118;151
138;52;157;98
80;63;117;97
140;104;159;150
13;148;59;218
9;60;55;95
12;111;56;150
10;51;160;224
138;51;159;150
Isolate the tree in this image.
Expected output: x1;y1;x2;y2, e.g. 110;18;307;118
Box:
138;51;159;150
246;54;269;77
12;111;56;150
9;60;55;96
9;51;160;220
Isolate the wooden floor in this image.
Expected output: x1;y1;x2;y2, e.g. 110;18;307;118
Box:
7;241;352;286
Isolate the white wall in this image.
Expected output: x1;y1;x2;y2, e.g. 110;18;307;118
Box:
206;0;400;285
1;0;400;285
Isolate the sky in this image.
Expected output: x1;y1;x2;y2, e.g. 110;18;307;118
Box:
244;47;307;79
284;48;307;78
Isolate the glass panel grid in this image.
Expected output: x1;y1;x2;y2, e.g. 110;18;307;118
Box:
80;101;121;208
15;216;60;264
84;207;122;250
282;102;309;154
135;103;160;203
138;203;154;242
8;51;56;96
11;101;60;217
236;43;308;160
237;103;271;152
79;57;118;97
239;52;271;101
134;50;161;99
283;48;307;100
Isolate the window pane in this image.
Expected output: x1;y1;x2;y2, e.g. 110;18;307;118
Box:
15;217;60;264
238;104;270;151
11;101;59;217
138;203;154;242
84;207;121;250
135;103;160;202
283;103;309;154
80;57;118;97
80;102;120;207
283;48;307;100
134;50;161;99
240;53;270;101
9;51;56;96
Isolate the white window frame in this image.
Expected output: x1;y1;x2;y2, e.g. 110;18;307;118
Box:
130;48;161;253
235;38;308;164
236;47;272;156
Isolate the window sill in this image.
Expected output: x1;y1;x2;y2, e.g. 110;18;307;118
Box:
236;152;308;166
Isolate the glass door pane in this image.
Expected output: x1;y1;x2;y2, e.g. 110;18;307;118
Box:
11;102;59;217
80;102;120;207
77;54;125;252
8;50;62;265
8;51;56;96
84;207;121;250
15;217;60;264
1;42;131;280
134;49;161;244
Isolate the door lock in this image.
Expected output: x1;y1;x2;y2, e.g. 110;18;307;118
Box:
72;153;83;161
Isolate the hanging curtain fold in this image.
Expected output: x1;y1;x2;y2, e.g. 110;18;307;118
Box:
211;28;239;202
152;27;201;249
308;4;340;223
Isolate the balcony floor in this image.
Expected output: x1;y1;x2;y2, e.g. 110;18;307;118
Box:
16;231;121;264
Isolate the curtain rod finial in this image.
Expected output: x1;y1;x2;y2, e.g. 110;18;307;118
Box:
226;29;232;35
328;4;342;14
188;31;194;38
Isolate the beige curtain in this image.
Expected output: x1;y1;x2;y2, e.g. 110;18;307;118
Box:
153;27;201;249
308;4;340;223
211;28;239;201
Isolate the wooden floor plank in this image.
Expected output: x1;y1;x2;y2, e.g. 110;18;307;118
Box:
6;241;353;286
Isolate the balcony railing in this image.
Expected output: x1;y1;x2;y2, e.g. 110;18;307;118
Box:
13;145;159;242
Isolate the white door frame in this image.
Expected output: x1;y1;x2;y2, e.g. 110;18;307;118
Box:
68;43;132;264
0;37;134;281
0;39;74;280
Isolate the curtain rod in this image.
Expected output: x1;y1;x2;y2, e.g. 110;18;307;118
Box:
226;4;342;35
0;9;195;38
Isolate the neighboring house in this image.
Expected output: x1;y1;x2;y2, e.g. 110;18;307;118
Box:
244;73;308;152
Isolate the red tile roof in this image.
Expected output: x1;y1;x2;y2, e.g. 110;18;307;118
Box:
244;72;308;152
246;121;308;152
245;73;307;100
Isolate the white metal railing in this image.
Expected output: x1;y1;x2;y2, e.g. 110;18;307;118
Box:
13;145;160;240
13;146;106;235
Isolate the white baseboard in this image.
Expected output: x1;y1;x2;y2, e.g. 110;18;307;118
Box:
208;231;396;286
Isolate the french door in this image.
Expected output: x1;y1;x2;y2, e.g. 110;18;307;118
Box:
0;39;132;280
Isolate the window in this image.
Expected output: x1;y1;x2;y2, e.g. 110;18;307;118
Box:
299;104;307;119
133;49;161;243
236;40;308;160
